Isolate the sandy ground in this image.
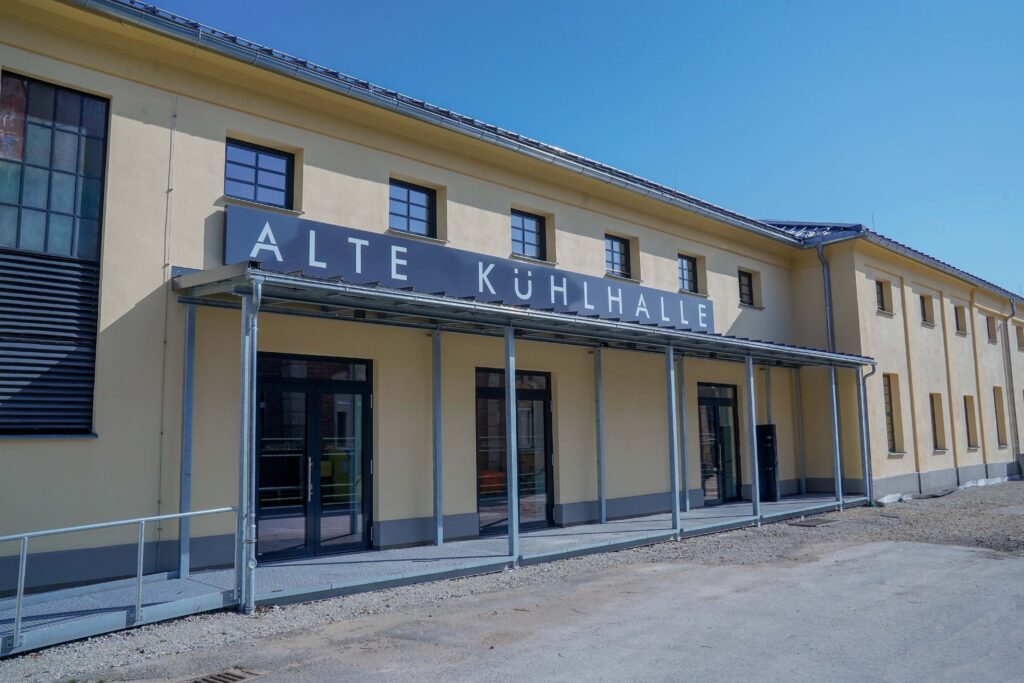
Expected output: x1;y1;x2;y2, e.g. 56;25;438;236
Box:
3;482;1023;682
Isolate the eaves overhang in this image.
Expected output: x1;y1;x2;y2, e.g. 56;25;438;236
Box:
172;262;874;370
59;0;803;249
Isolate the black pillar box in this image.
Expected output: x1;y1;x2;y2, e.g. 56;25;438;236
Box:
757;424;780;502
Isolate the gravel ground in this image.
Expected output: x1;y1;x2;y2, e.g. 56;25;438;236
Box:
3;481;1023;682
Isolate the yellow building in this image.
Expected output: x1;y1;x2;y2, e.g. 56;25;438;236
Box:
0;0;1021;638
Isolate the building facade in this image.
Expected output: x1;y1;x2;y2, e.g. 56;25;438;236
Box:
0;0;1021;599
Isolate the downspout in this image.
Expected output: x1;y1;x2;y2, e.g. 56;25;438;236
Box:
816;244;836;352
1001;299;1020;464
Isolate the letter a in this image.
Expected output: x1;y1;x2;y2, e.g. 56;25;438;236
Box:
250;221;283;262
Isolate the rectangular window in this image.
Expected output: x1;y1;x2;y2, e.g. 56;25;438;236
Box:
963;395;979;448
954;305;967;334
882;374;903;452
994;386;1008;447
0;72;108;435
510;209;546;261
1016;324;1024;350
920;294;935;325
929;393;946;450
987;315;998;343
604;234;630;278
738;270;755;306
678;254;698;293
224;138;294;209
388;179;436;238
876;281;888;312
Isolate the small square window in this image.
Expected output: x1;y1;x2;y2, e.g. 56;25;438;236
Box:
954;305;967;334
224;139;294;210
389;179;436;238
738;270;755;306
678;254;698;294
604;234;631;279
511;209;546;261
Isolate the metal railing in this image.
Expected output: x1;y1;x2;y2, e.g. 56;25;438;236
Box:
0;506;236;649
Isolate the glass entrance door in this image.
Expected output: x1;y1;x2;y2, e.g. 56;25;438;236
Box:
697;383;742;505
256;354;371;561
475;370;553;534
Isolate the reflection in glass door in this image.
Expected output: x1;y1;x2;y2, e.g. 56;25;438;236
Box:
318;392;366;552
697;383;742;505
475;370;553;534
257;389;310;557
256;354;371;561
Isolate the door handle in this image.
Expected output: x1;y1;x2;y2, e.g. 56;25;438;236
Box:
308;459;313;503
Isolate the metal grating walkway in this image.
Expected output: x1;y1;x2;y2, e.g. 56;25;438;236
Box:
0;494;865;656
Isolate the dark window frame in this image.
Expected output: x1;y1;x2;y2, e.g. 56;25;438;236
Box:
0;71;109;261
954;305;967;334
920;294;934;325
738;270;755;306
510;209;546;261
388;178;437;238
678;254;698;294
876;281;887;312
604;234;631;279
224;138;295;210
883;374;898;452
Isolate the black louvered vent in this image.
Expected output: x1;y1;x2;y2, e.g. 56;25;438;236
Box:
0;248;98;434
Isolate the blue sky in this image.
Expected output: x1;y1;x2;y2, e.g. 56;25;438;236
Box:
158;0;1023;293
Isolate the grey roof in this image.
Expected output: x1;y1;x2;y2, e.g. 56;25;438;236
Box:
172;263;874;368
766;221;1023;307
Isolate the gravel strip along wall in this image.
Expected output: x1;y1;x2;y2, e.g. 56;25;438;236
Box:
3;482;1023;681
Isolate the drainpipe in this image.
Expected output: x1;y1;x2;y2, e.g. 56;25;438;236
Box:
859;366;877;503
1001;299;1021;463
817;244;843;496
816;244;836;353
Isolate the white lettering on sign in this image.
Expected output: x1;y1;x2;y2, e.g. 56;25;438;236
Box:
582;281;596;310
250;222;283;262
635;293;650;319
551;275;567;306
348;237;368;273
308;230;326;269
391;245;407;281
479;262;496;295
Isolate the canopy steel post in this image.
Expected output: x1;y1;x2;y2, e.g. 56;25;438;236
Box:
666;346;681;536
829;366;844;509
855;368;874;502
794;369;807;495
745;356;761;520
432;327;444;545
594;347;607;524
677;354;691;512
764;366;773;425
504;326;520;563
238;279;261;614
178;303;196;579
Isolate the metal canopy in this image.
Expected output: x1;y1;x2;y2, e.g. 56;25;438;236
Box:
172;262;874;369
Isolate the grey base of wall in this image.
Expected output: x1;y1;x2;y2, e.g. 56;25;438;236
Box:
803;477;867;495
0;534;234;596
373;513;478;549
871;461;1022;499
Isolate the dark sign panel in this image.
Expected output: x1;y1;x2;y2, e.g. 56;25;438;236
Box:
224;204;714;332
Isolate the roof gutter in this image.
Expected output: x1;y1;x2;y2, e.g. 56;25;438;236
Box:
61;0;801;249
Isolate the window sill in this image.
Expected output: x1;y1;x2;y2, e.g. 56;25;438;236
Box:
739;303;765;311
988;339;999;345
386;228;448;245
679;289;709;299
222;195;303;216
966;446;980;452
876;309;895;318
0;432;98;441
511;253;556;267
887;450;907;457
956;331;968;337
921;321;936;328
604;272;640;284
932;449;948;455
